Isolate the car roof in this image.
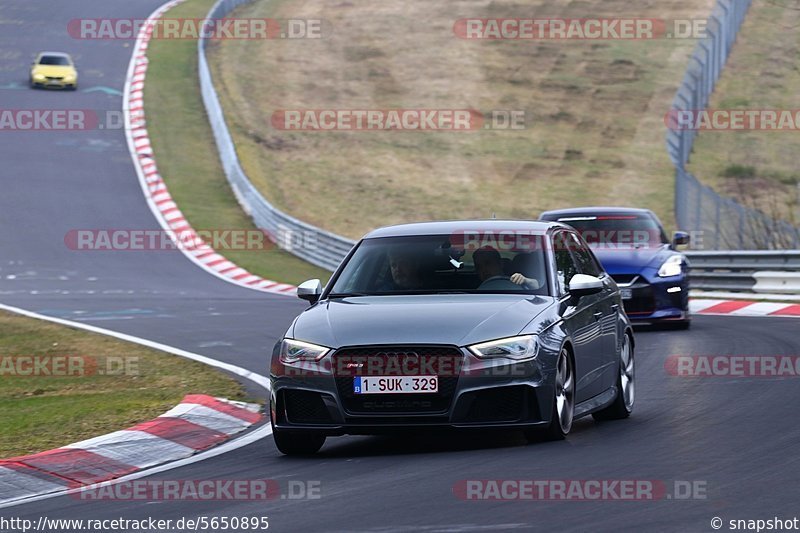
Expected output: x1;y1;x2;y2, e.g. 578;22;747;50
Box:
364;219;561;239
539;206;655;219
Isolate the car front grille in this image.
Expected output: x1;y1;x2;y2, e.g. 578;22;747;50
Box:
611;274;638;285
612;274;656;315
332;345;463;415
46;76;64;81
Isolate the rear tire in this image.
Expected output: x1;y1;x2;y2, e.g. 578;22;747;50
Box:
593;333;634;421
525;347;574;442
273;428;325;455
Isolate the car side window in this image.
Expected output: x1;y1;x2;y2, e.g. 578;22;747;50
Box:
552;232;580;295
565;232;603;277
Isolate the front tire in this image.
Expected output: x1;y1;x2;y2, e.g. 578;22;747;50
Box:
593;332;634;420
273;428;325;455
270;401;325;455
526;347;574;442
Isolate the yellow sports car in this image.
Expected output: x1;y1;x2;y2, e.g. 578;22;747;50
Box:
30;52;78;90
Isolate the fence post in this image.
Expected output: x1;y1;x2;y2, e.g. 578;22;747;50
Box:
738;205;745;249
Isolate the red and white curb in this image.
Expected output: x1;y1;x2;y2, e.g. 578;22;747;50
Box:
690;299;800;318
123;0;297;296
0;394;261;505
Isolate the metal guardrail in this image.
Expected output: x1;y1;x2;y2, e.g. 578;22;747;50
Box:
685;251;800;292
666;0;800;249
198;0;355;271
752;272;800;295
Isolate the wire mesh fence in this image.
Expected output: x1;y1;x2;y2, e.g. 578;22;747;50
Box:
666;0;800;249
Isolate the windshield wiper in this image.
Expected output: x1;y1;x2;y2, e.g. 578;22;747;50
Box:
432;290;471;294
326;292;375;299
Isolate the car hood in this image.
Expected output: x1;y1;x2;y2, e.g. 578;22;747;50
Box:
591;244;673;274
290;294;554;348
32;65;76;77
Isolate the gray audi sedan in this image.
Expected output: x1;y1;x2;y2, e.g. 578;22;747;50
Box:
270;220;634;455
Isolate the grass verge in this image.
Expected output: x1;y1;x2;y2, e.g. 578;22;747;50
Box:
0;310;246;457
143;0;331;285
208;0;717;239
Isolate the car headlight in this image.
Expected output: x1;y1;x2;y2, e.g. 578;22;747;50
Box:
468;335;539;362
64;74;76;81
279;339;330;364
657;254;684;277
33;73;46;80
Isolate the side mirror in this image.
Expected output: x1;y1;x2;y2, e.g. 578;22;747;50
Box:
568;274;603;299
297;279;322;303
673;231;690;247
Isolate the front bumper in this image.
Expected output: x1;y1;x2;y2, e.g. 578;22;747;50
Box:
270;345;555;435
613;271;689;322
31;78;77;89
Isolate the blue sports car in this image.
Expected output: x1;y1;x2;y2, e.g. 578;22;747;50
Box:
539;207;691;329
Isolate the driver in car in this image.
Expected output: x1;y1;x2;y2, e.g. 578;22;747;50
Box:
381;246;425;291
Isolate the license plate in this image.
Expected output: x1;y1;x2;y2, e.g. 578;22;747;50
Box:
620;288;633;300
354;376;438;394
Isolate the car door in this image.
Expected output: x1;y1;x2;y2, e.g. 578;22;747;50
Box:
552;230;606;402
564;231;619;391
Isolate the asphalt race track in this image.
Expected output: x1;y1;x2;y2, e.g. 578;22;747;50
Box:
2;2;799;532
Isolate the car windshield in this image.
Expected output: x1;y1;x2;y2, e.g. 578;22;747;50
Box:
552;214;668;246
329;234;550;297
39;55;70;65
